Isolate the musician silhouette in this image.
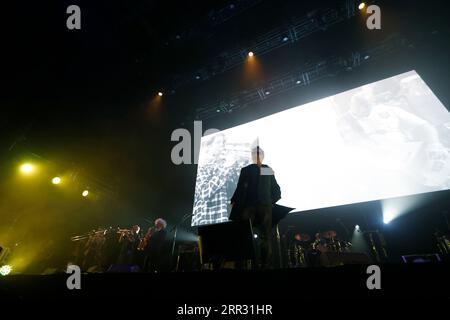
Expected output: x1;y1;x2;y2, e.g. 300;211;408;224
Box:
143;218;170;272
229;146;281;269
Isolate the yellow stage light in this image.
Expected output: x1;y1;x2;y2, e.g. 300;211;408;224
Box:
358;2;366;10
52;177;61;185
20;163;33;174
0;265;12;276
248;51;254;57
82;190;89;197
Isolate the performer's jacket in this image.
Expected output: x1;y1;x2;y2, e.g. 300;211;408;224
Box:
147;229;167;255
229;164;281;221
145;229;170;271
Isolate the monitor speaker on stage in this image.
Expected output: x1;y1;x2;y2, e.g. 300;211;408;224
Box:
401;254;442;264
319;252;372;267
198;220;255;263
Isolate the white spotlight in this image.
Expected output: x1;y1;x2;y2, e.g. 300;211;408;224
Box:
383;211;395;224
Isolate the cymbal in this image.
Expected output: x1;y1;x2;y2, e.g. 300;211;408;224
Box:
321;230;337;239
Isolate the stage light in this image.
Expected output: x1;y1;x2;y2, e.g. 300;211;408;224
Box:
351;226;370;255
248;51;254;57
158;92;163;97
383;210;396;224
383;214;393;224
20;163;33;174
254;234;258;239
0;265;12;276
82;190;89;197
358;2;365;10
52;177;61;185
296;80;301;84
381;195;428;226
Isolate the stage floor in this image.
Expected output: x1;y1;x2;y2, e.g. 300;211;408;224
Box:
1;263;449;301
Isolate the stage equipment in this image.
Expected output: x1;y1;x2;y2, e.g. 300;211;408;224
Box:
401;254;442;264
198;220;255;265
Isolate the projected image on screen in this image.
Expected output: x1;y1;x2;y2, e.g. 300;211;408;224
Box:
192;71;450;226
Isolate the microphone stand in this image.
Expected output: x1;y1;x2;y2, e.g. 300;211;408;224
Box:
170;213;193;270
276;225;283;268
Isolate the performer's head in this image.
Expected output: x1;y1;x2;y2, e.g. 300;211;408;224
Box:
154;218;167;231
251;146;264;165
132;225;141;234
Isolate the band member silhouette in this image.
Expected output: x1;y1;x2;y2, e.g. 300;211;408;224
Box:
143;218;169;272
229;146;281;268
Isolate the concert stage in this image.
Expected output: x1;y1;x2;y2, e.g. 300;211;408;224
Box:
3;1;450;308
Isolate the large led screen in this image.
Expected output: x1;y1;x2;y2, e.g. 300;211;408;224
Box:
192;71;450;226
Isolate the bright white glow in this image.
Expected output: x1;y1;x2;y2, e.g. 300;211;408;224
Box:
254;234;258;239
383;212;394;224
82;190;89;197
359;3;366;10
158;92;163;97
355;225;360;230
192;71;450;226
20;163;33;174
248;51;254;57
381;193;429;224
0;265;12;276
52;177;61;185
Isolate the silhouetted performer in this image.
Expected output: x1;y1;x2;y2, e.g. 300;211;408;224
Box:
229;147;281;268
117;225;141;266
144;218;169;272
